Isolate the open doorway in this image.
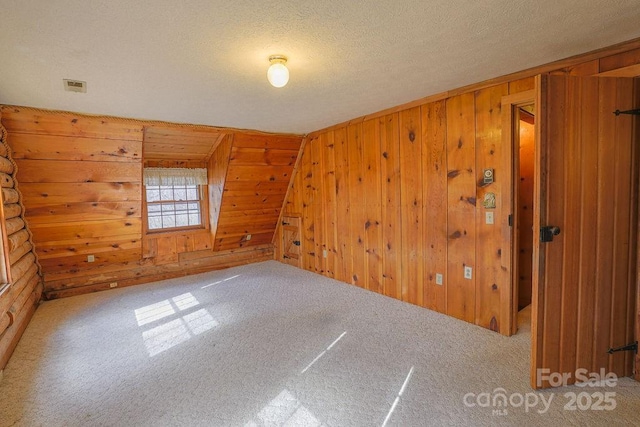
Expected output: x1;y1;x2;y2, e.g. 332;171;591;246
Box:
500;89;535;336
515;105;535;315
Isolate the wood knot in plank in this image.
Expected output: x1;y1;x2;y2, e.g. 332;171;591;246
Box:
489;317;498;332
448;170;461;178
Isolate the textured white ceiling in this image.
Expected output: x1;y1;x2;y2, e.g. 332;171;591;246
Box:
1;0;639;134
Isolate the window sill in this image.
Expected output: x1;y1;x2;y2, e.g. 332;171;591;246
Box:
144;226;208;239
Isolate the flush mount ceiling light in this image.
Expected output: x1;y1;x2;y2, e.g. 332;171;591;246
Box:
267;55;289;88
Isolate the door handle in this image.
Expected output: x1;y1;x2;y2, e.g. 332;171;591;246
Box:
540;226;561;243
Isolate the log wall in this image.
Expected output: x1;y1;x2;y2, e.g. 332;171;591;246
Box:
0;119;43;369
1;107;302;299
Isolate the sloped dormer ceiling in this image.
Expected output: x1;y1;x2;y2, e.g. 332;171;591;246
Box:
143;126;225;161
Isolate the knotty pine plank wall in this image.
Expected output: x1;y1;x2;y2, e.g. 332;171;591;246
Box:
279;78;536;333
1;107;277;299
214;133;302;251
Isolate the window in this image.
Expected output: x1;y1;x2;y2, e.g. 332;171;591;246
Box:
146;184;203;230
143;167;208;233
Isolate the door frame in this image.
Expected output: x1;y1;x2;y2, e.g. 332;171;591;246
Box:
501;88;536;337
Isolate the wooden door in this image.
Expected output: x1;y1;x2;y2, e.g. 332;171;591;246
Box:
532;74;638;389
281;215;302;268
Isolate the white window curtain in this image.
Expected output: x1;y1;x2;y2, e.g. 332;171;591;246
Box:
143;168;207;186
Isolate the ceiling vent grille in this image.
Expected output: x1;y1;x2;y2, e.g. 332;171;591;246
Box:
63;79;87;93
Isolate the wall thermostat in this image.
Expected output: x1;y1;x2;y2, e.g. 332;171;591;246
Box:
483;168;494;184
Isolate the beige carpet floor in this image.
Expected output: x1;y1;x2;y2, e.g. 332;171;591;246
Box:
1;260;639;426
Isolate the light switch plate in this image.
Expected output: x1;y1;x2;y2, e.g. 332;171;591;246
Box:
435;273;443;285
87;255;95;262
464;266;473;280
486;211;494;225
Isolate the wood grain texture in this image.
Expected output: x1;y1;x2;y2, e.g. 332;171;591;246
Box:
8;134;141;161
0;106;144;140
532;75;637;388
446;93;476;323
321;132;337;278
143;126;223;161
399;107;423;305
213;133;302;251
379;114;402;299
474;84;508;332
347;123;366;287
311;134;325;275
422;101;447;313
208;134;235;240
300;137;315;271
20;182;141;207
362;119;383;294
15;159;140;183
333;128;351;283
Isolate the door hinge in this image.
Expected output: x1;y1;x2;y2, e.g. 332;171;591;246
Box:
508;214;513;227
607;341;638;355
613;108;640;116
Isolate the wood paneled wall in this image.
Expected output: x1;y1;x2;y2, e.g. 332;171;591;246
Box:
1;107;301;299
214;133;302;251
4;107;146;298
0;120;43;369
277;78;535;333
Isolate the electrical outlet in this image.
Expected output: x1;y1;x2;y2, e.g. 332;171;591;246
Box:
246;234;252;241
87;255;95;263
323;249;328;258
435;273;443;286
464;266;473;280
109;282;118;288
485;211;494;225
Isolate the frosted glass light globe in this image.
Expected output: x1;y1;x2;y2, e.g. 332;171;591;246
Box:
267;60;289;88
